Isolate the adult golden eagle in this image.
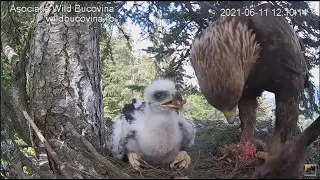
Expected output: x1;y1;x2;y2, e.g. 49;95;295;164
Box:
190;2;309;158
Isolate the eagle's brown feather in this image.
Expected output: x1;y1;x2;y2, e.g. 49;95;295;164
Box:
190;16;260;111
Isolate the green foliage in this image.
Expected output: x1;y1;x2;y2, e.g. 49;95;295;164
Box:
101;29;157;120
1;1;35;54
306;146;320;166
126;85;147;93
1;0;36;148
182;94;225;121
23;164;41;179
182;92;273;123
1;54;12;94
0;124;24;179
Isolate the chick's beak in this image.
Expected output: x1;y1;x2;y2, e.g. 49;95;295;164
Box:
160;91;186;109
222;107;237;124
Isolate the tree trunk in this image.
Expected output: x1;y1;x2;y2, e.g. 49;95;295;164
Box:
28;1;106;177
29;0;105;147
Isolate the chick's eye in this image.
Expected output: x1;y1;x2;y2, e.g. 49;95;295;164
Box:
153;91;166;100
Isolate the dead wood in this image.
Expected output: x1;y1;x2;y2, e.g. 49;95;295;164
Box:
64;122;133;179
22;111;71;179
250;116;320;179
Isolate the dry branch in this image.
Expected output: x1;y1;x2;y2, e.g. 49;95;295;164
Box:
250;116;320;179
64;122;133;179
19;153;55;179
66;164;103;179
22;110;72;179
8;132;56;179
49;139;103;179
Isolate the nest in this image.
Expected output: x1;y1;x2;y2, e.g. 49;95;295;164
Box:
105;149;257;179
105;121;258;179
103;120;320;179
105;146;320;179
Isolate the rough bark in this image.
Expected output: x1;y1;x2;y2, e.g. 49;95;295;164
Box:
28;1;106;148
27;1;107;177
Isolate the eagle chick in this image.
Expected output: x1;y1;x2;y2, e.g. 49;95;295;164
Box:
107;78;196;170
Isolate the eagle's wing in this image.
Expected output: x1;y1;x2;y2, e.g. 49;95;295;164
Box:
107;116;126;160
249;3;308;76
107;99;147;160
178;113;197;150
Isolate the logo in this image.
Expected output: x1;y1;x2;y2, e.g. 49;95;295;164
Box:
304;164;318;177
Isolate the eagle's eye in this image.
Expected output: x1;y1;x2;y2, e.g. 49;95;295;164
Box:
153;91;168;101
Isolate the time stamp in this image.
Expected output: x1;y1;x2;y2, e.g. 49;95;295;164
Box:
218;8;308;17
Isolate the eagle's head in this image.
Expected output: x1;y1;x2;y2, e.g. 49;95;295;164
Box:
190;16;260;124
144;78;186;113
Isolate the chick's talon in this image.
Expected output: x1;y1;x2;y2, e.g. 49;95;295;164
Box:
128;152;143;170
128;152;154;170
170;151;191;169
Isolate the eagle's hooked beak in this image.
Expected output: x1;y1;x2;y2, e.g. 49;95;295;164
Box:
222;107;237;124
160;91;186;109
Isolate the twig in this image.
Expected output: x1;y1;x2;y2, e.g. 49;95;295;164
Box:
2;94;53;179
115;23;132;51
227;156;239;179
64;122;133;179
29;123;35;148
22;111;72;179
20;153;55;179
49;139;103;178
211;153;227;161
269;1;318;38
184;1;209;30
78;146;122;166
190;150;201;171
139;169;144;179
17;144;32;148
209;153;231;167
66;164;103;179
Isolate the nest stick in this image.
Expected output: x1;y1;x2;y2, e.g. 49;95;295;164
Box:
22;111;71;179
65;122;132;179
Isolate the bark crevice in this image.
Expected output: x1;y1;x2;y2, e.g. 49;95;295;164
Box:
26;1;109;178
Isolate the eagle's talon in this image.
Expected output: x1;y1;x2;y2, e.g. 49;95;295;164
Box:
255;151;269;161
170;151;191;169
